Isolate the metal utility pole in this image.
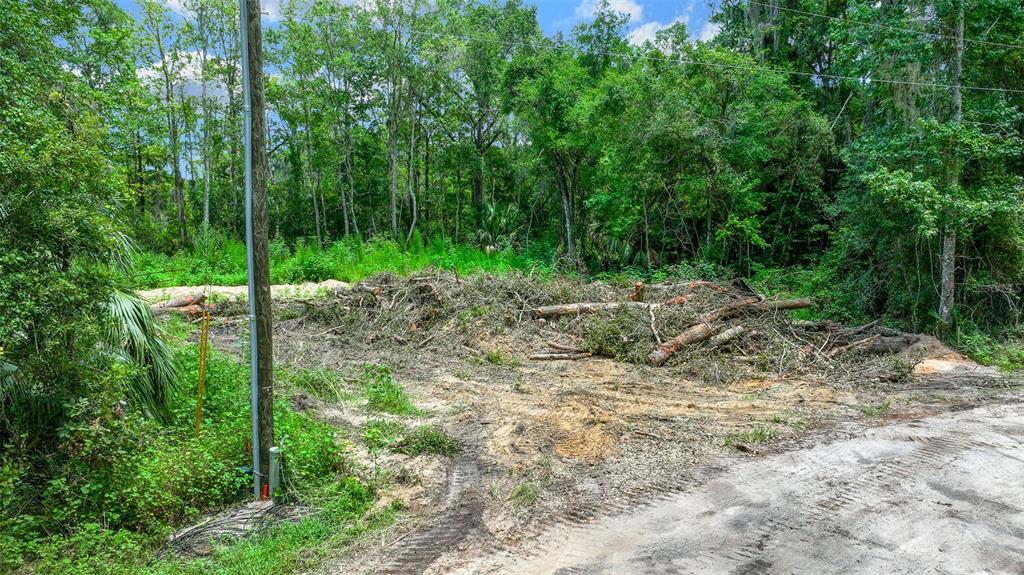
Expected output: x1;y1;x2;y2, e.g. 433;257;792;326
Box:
240;0;274;499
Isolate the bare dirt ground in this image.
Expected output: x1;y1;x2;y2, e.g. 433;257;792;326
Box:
453;402;1024;574
163;273;1023;574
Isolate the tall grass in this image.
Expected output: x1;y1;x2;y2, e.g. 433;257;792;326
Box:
129;234;548;289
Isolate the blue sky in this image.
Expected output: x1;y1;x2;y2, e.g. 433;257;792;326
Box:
537;0;719;42
117;0;721;43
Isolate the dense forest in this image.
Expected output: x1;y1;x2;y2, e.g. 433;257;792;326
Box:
3;0;1024;572
11;0;1024;322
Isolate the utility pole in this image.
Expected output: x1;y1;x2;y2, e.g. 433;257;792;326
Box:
938;0;963;325
240;0;274;499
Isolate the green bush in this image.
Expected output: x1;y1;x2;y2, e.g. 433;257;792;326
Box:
3;338;361;573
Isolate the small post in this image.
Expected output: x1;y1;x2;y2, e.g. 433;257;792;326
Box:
268;446;281;502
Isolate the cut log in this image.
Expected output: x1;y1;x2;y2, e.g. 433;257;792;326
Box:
163;293;206;308
753;298;813;312
628;282;646;302
529;301;652;318
707;325;745;348
648;322;723;366
826;335;881;358
528;352;592;361
663;281;727;305
647;296;762;366
547;341;585;353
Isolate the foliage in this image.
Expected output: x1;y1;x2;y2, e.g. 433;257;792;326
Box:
2;339;360;573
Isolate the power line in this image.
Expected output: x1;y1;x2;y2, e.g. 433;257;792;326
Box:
744;0;1024;51
408;29;1024;95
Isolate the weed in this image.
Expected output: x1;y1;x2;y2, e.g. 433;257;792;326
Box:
487;480;503;501
394;426;459;457
278;367;353;404
768;412;807;430
859;399;892;417
477;349;522;367
723;425;775;447
507;482;541;507
361;364;419;415
363;420;404;453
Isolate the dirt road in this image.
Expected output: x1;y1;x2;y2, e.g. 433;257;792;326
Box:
453;402;1024;575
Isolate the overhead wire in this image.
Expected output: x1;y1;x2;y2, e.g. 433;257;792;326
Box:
406;28;1024;95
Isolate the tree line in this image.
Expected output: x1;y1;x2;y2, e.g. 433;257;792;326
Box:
7;0;1024;331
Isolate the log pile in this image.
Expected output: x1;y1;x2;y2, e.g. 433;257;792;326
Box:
525;281;907;367
281;271;918;382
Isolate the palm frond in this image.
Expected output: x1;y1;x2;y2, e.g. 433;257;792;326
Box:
103;288;179;421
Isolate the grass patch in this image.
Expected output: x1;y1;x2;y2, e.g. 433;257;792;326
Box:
394;426;459;457
723;425;776;447
361;365;417;414
362;422;458;457
128;234;548;290
477;349;522;367
859;399;892;417
278;366;354;404
768;412;807;430
506;482;541;508
143;481;399;575
361;364;420;415
363;420;404;453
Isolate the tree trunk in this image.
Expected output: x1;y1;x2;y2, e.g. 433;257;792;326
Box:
938;0;963;325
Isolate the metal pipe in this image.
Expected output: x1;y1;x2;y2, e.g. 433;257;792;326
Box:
268;446;281;502
239;0;260;499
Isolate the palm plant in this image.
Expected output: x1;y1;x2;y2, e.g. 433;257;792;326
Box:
101;288;180;421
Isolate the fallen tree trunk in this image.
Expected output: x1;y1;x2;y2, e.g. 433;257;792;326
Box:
648;296;762;366
647;322;724;366
163;293;206;308
826;335;880;358
530;296;811;320
529;301;652;318
528;352;592;361
753;298;813;312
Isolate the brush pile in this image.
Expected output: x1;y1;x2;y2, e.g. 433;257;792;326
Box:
296;271;922;386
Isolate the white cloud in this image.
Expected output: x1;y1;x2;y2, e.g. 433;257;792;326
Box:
698;21;721;42
164;0;282;21
139;50;231;104
627;19;682;45
575;0;644;24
